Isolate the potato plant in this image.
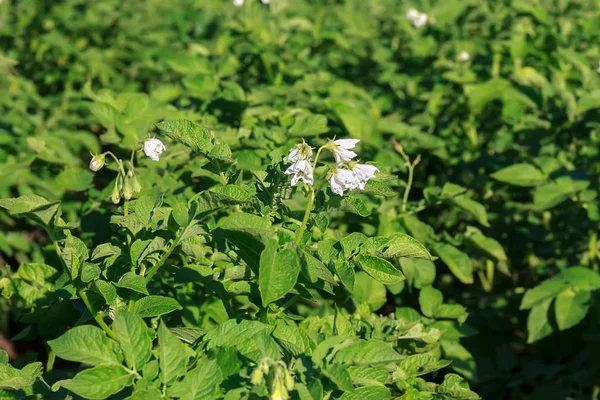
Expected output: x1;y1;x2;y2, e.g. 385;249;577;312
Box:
1;0;600;399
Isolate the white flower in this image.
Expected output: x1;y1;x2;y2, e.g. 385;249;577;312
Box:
406;8;419;20
285;160;314;186
233;0;244;6
261;0;270;3
89;154;105;172
331;138;360;163
407;8;428;28
351;163;379;190
143;138;166;161
597;61;600;74
330;168;361;196
457;51;470;62
287;143;313;163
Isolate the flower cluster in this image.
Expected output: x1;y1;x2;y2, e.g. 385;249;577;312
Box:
406;8;428;28
89;138;166;204
284;138;379;196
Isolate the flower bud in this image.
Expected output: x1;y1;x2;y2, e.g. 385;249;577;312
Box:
123;178;133;200
111;184;121;204
89;154;106;172
284;370;294;390
250;366;264;386
132;176;142;194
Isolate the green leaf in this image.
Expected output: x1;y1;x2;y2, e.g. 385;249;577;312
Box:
576;89;600;115
135;195;157;228
133;295;182;318
115;272;149;295
0;195;60;227
339;386;391;400
259;239;300;306
94;280;118;306
419;287;443;318
289;112;329;137
355;255;404;285
203;319;278;362
465;233;507;261
158;320;189;385
56;168;94;192
377;234;435;260
432;244;473;284
520;276;567;310
450;196;490;227
343;196;371;217
300;250;335;284
436;373;480;399
170;327;206;344
527;298;554;343
52;365;134;399
353;272;386;310
322;363;353;392
124;388;163;400
168;358;223;400
490;163;545;187
340;232;367;258
48;325;122;366
334;339;403;366
156;119;214;154
554;289;591;331
113;311;153;370
0;362;42;390
335;261;356;292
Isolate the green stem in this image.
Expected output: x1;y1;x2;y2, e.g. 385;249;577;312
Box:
295;186;315;245
104;151;127;177
145;229;185;283
402;163;414;213
292;145;326;245
79;289;117;340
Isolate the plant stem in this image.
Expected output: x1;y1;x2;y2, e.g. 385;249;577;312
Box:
293;145;326;245
295;186;315;245
104;151;127;177
145;229;185;283
79;288;117;340
392;139;421;213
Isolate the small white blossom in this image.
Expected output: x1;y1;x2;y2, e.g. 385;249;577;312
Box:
330;168;360;196
407;8;428;28
597;61;600;74
89;154;105;172
406;8;419;20
233;0;244;6
285;160;314;186
457;51;470;62
261;0;270;3
331;138;360;163
143;138;166;161
351;163;379;190
287;143;313;163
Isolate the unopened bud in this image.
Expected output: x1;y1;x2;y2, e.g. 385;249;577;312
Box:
284;370;294;390
111;184;120;204
89;154;106;172
123;178;133;200
133;176;142;194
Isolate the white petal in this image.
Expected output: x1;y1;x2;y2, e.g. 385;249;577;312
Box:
288;147;300;163
330;175;344;196
333;138;360;150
